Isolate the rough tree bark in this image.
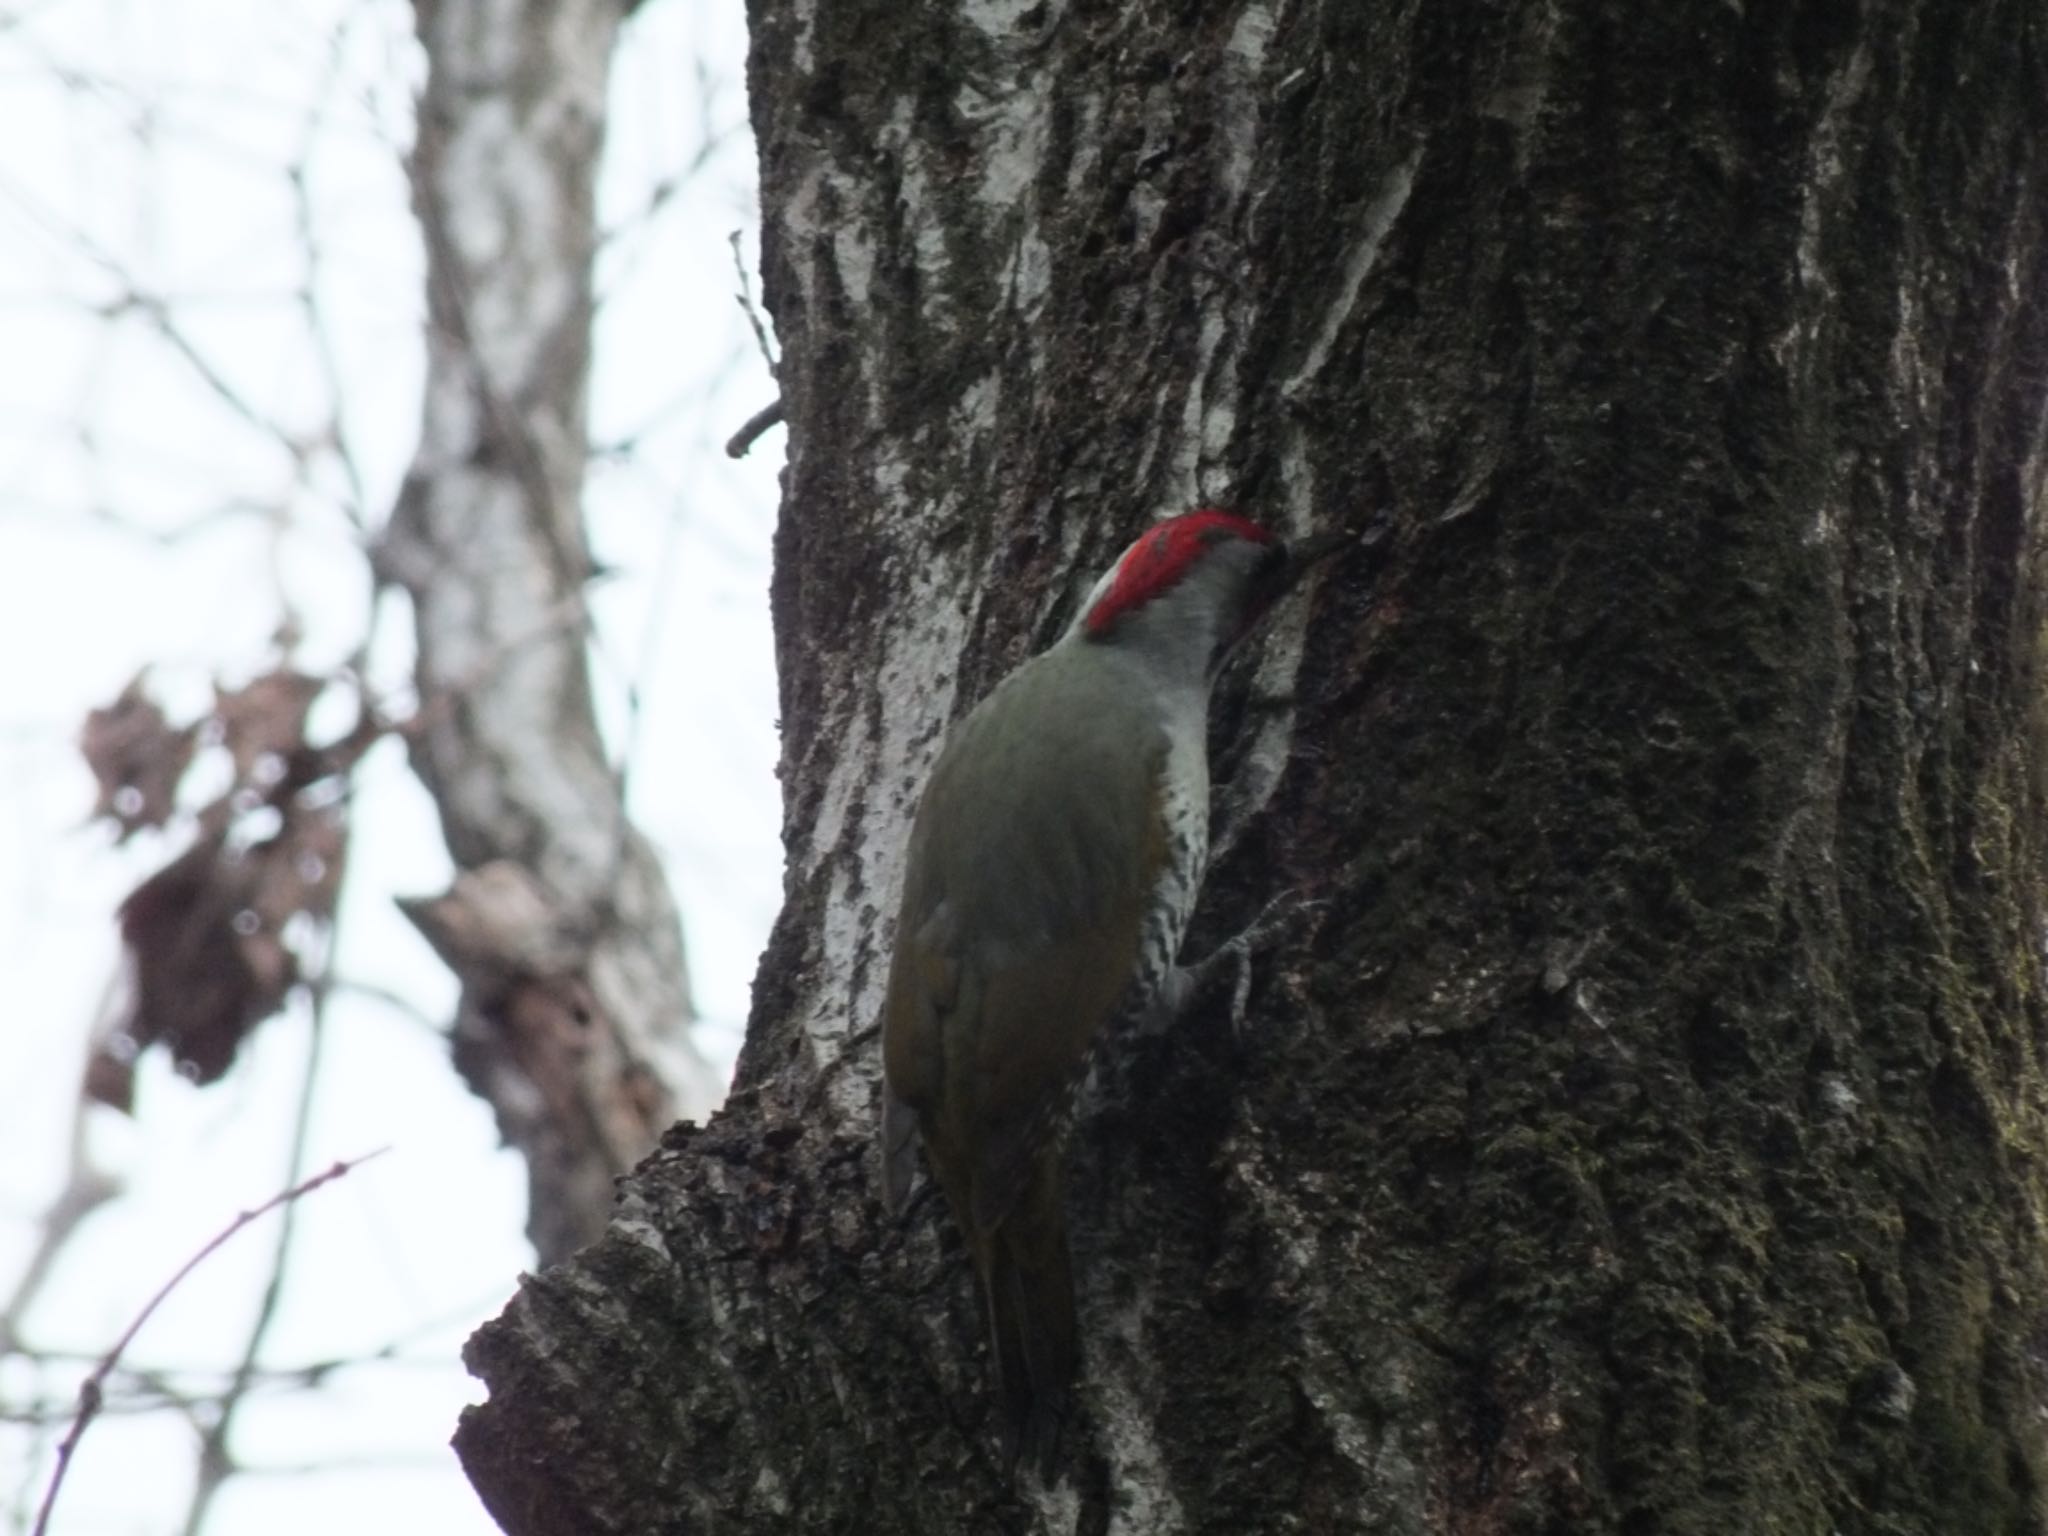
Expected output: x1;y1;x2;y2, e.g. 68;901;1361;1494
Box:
380;0;721;1267
458;2;2048;1531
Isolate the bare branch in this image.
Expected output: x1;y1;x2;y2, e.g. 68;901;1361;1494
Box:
29;1145;388;1536
0;1088;119;1356
723;398;785;460
179;974;338;1536
728;227;777;376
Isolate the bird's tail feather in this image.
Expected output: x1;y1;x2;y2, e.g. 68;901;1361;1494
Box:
982;1167;1075;1479
880;1086;921;1212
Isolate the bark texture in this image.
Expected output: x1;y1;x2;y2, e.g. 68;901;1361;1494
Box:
382;0;720;1267
459;1;2048;1530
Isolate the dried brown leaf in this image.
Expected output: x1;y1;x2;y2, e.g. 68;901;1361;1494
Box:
93;664;361;1100
82;1038;136;1114
248;801;349;932
79;675;198;840
212;669;324;784
115;833;281;1085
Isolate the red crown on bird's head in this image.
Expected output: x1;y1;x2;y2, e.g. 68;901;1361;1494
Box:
1082;510;1274;637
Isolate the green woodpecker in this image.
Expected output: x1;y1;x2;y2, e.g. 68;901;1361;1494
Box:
880;509;1320;1474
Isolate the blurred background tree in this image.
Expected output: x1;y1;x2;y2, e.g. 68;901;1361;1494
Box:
0;2;779;1531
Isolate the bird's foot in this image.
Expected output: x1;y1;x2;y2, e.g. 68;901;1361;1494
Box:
1142;887;1323;1039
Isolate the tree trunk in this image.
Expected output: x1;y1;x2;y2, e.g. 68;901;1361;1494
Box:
382;0;722;1268
456;2;2048;1530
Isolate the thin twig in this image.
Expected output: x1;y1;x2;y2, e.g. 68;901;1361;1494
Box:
180;979;337;1536
290;23;372;533
728;228;777;376
29;1145;389;1536
593;121;731;259
0;1052;120;1355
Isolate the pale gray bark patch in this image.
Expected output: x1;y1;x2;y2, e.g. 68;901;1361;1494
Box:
383;0;718;1267
1286;150;1422;404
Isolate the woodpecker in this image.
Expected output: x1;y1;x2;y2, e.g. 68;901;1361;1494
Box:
879;509;1329;1474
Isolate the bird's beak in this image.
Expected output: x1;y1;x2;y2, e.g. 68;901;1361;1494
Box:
1257;526;1354;610
1217;526;1356;669
1283;528;1356;570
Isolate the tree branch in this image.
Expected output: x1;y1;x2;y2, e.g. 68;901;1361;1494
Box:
30;1147;388;1536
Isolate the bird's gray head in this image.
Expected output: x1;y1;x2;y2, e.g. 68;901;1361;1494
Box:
1066;510;1293;683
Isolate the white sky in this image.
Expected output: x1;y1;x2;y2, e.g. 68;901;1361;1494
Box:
0;1;781;1530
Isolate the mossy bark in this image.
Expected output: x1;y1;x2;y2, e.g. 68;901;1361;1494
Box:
456;2;2048;1531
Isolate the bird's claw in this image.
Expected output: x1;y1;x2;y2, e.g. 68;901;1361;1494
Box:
1147;886;1324;1037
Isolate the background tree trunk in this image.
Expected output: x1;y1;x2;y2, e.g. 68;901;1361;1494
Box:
457;1;2048;1530
384;0;722;1267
